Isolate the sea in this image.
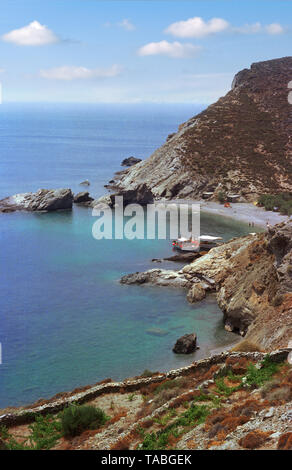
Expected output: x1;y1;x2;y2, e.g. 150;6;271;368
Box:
0;103;258;408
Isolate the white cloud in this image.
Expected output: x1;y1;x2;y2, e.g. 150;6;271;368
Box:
165;17;229;38
118;19;135;31
138;41;201;58
233;22;284;35
2;20;59;46
233;22;262;34
165;16;285;38
265;23;284;35
39;64;122;80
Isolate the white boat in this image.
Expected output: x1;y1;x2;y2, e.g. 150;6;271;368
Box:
172;235;223;252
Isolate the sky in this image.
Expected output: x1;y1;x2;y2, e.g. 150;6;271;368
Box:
0;0;291;103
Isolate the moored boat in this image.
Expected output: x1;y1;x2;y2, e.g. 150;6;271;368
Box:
172;235;223;252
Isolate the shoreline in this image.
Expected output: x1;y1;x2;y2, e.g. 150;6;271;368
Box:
169;198;288;228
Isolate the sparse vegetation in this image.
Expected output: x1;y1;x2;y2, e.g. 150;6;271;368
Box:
140;404;211;450
0;415;62;450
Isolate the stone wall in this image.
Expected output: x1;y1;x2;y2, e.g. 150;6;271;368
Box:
1;349;290;428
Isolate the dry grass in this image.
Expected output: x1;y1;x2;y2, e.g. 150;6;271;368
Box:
231;340;263;353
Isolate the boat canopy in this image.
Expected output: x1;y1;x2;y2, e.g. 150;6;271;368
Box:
199;235;223;241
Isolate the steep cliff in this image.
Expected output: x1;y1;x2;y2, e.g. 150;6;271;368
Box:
109;57;292;202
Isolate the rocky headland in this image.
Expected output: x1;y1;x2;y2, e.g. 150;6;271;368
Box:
104;57;292;204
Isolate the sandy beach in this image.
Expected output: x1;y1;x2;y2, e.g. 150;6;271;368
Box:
170;199;288;228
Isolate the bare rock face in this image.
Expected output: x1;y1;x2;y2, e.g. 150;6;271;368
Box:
110;57;292;202
173;333;197;354
0;189;73;213
267;222;292;292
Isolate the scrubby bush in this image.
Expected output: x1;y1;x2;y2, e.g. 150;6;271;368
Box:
258;193;292;215
61;404;108;437
217;190;227;204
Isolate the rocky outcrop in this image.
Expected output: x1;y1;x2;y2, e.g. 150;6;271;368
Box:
121;157;142;167
107;57;292;202
73;191;93;204
267;222;292;292
91;184;154;209
173;333;197;354
120;269;190;288
79;180;90;186
0;189;73;213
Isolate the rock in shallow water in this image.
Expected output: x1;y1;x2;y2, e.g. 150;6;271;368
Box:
0;188;73;213
121;156;142;167
187;283;206;303
73;191;93;204
173;333;197;354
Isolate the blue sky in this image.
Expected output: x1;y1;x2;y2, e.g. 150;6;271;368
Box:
0;0;291;103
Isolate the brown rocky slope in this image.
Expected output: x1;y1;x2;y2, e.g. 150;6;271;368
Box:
107;57;292;203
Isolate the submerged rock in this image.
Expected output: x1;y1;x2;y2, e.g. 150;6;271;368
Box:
121;157;142;167
0;188;73;213
173;333;197;354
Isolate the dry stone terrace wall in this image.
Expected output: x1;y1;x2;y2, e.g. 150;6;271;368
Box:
1;349;290;428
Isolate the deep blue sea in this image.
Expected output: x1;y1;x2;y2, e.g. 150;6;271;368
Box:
0;104;255;408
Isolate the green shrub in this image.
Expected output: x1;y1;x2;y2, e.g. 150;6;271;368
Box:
140;369;155;378
61;404;108;437
217;190;227;204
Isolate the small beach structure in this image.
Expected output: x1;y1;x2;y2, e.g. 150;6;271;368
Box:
227;194;240;203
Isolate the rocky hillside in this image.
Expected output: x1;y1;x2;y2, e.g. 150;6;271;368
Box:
0;350;291;450
108;57;292;202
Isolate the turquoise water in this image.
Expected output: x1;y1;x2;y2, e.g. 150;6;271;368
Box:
0;104;257;408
